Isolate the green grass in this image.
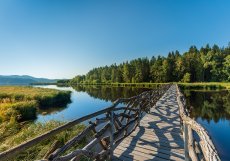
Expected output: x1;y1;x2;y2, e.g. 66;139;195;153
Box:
178;82;230;90
0;86;71;106
0;121;88;161
0;101;37;122
0;86;71;122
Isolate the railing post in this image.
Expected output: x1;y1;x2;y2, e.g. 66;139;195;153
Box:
138;104;141;127
148;93;151;113
109;111;115;160
184;123;190;161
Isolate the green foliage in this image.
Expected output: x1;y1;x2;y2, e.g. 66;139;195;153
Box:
70;43;230;84
123;62;132;83
181;73;191;83
57;79;70;85
223;55;230;81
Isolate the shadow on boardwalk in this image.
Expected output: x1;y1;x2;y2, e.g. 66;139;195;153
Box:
113;85;185;161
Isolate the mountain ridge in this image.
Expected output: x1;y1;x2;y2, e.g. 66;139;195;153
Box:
0;75;57;85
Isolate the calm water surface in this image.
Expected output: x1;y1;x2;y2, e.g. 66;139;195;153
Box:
35;85;150;123
35;85;230;160
183;90;230;161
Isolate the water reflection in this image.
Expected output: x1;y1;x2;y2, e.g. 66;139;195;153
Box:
183;90;230;122
35;85;152;122
72;85;151;102
183;90;230;161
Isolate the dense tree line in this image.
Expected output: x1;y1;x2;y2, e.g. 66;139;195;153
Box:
71;44;230;84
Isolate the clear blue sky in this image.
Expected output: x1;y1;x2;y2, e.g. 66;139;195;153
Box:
0;0;230;79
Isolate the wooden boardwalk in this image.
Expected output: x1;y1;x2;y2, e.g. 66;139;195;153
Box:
0;84;220;161
113;85;185;161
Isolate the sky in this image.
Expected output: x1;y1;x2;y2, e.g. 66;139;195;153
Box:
0;0;230;79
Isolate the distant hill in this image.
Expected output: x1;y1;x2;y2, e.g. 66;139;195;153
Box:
0;75;57;85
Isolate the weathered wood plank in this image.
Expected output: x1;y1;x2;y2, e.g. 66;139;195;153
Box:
127;133;184;147
119;137;185;156
115;146;169;161
129;131;184;145
117;142;185;161
134;127;183;139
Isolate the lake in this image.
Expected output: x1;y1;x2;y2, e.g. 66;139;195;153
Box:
183;89;230;161
35;85;151;123
35;85;230;161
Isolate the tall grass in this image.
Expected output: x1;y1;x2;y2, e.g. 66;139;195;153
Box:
0;121;87;161
0;101;37;122
178;82;230;90
0;86;71;122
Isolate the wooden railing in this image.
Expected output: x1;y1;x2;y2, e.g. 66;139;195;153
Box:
0;84;171;161
176;85;221;161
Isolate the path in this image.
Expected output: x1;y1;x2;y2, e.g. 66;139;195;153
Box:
113;85;185;161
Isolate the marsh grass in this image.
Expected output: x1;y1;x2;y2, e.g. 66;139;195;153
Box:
0;120;88;161
178;82;230;90
0;101;37;122
0;86;71;122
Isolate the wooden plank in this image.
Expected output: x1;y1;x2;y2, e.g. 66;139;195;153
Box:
134;127;183;139
114;150;145;161
135;126;182;136
130;130;183;142
119;136;184;154
128;131;184;145
124;135;184;150
129;131;184;145
119;137;185;156
139;123;181;132
113;154;137;161
117;142;184;161
141;116;181;123
141;118;181;125
114;147;168;161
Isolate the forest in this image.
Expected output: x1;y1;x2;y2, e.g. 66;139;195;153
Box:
71;44;230;84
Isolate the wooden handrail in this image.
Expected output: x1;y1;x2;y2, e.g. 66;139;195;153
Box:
176;84;221;161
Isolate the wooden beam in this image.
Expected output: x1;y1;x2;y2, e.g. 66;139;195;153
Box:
187;125;199;161
49;123;96;159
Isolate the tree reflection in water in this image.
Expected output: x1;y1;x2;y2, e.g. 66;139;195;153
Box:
183;90;230;123
72;85;154;102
